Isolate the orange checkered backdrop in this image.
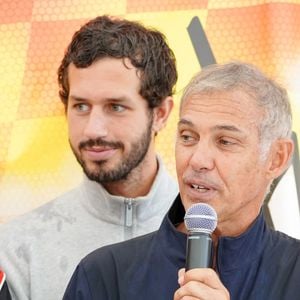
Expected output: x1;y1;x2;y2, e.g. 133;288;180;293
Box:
0;0;300;237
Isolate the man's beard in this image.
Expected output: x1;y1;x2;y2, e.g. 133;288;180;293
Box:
70;115;153;184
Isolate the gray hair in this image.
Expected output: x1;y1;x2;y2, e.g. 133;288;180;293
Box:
181;61;292;158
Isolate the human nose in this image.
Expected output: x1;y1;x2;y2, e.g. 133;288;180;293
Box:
83;109;108;139
189;141;215;172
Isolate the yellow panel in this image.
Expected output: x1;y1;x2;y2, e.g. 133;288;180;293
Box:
0;23;31;122
7;116;69;173
2;116;82;222
126;10;208;177
127;10;208;89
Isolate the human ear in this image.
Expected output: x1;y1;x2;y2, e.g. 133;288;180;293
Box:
152;96;174;133
267;138;294;180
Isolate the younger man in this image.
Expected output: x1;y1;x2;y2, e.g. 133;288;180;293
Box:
0;15;178;299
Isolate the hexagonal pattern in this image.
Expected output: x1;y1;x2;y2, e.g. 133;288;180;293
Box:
32;0;126;21
127;0;208;12
0;0;34;23
17;20;84;119
206;5;273;74
0;23;30;122
0;122;13;166
0;1;299;237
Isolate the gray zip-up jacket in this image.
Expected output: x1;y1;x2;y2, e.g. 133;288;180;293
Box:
0;157;178;300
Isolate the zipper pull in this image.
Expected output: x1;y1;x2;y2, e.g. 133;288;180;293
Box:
124;199;133;227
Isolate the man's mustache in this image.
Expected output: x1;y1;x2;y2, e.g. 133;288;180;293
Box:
79;138;124;150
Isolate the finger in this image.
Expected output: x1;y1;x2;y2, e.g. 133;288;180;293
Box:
174;280;210;300
178;268;186;277
183;268;225;290
174;294;199;300
174;280;229;300
178;268;186;286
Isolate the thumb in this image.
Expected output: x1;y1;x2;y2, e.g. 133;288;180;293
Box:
177;268;186;286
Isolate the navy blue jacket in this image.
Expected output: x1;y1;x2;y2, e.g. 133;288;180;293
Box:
63;195;300;299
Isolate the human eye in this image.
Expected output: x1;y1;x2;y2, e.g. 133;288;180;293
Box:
178;130;197;145
219;138;234;145
74;103;90;113
110;103;126;113
218;136;239;148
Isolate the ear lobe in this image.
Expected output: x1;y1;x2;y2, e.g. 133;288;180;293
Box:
152;96;174;133
267;138;294;179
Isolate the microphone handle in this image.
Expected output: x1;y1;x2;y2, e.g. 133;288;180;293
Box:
185;232;213;270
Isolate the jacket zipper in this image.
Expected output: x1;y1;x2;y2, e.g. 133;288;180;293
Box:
124;198;134;227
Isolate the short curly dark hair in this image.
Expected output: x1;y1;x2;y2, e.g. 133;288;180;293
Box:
58;15;177;109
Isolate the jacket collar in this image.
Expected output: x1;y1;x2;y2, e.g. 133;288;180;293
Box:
162;195;268;272
217;210;267;272
76;156;178;225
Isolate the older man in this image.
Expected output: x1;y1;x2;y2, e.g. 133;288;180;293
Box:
63;61;300;300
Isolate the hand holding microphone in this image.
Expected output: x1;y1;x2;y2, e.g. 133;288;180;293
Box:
174;203;230;300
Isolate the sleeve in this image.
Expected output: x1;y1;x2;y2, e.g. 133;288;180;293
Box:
63;248;121;300
0;226;30;299
63;265;93;300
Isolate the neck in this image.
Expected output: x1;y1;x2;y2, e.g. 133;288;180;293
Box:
177;209;261;239
102;154;159;198
215;207;262;238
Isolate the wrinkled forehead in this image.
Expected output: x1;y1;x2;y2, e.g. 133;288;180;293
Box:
179;90;264;131
181;89;262;114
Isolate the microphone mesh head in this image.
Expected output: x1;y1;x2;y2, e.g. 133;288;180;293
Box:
184;203;217;234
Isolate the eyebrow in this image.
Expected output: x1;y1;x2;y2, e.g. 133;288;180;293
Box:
68;95;86;102
214;125;242;133
69;95;131;103
178;119;194;127
178;119;243;133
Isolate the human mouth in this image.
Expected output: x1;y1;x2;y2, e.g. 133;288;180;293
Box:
78;138;123;162
184;177;220;201
191;184;211;192
83;146;118;161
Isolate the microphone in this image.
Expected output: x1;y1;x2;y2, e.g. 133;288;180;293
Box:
184;203;218;270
